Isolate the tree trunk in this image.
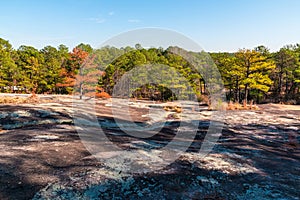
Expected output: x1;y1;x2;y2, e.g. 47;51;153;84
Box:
79;82;83;100
199;79;202;94
244;84;248;103
278;72;283;95
285;70;289;100
235;78;239;102
256;90;260;104
238;87;241;103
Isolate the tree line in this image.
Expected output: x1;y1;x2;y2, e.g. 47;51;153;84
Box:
0;38;299;104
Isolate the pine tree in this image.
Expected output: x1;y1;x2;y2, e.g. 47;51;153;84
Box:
0;38;17;92
235;49;275;103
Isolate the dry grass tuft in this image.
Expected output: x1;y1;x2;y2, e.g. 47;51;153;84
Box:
0;94;51;104
226;100;259;110
0;96;29;104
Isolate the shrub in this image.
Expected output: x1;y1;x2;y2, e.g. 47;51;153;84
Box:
197;94;209;105
95;91;111;99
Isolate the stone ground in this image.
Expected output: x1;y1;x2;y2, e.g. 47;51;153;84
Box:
0;95;299;200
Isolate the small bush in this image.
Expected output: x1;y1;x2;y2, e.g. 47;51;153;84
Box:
285;100;296;105
197;94;209;105
95;91;111;99
227;101;235;110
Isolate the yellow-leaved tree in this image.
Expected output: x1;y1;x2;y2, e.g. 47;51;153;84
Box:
235;48;275;103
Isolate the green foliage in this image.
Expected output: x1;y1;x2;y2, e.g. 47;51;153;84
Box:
210;49;276;102
40;45;64;93
16;45;46;93
234;49;275;102
99;47;204;101
0;38;18;92
76;43;93;54
0;36;299;104
272;46;300;101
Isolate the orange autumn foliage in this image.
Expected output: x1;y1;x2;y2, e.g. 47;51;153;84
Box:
56;47;89;91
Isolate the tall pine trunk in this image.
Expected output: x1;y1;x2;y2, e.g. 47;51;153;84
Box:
244;84;248;103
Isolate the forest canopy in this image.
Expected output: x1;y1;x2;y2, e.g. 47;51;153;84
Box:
0;38;299;104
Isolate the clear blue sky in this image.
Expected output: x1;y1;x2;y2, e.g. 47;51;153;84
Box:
0;0;299;52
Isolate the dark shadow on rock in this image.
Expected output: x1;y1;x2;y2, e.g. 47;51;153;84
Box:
1;104;299;199
0;123;100;200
